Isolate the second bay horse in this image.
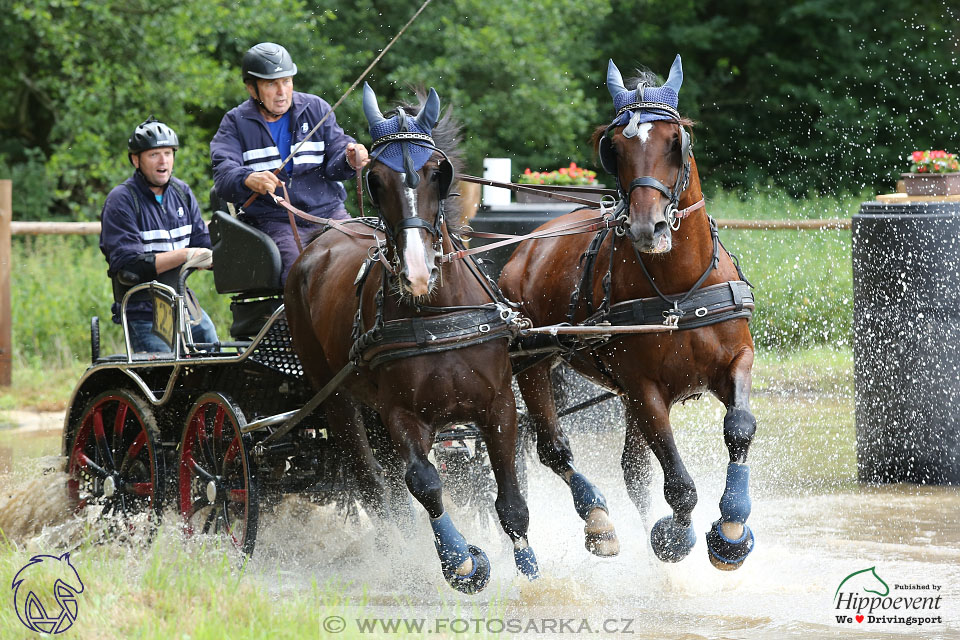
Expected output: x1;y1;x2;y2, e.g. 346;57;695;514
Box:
500;56;757;570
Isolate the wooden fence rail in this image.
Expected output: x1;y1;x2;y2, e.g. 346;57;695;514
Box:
9;218;852;236
1;180;11;385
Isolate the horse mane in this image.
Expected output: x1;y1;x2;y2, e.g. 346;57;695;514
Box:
590;67;696;159
386;88;466;228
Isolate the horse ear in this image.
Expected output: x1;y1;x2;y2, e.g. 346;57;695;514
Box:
59;552;71;562
362;82;387;127
663;54;683;93
415;87;440;131
606;59;628;99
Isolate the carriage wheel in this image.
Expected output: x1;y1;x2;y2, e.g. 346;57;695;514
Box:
67;389;164;522
178;392;259;555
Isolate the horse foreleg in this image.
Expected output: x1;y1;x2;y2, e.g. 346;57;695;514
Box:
387;407;490;594
707;349;757;570
624;387;697;563
481;393;539;579
516;362;618;557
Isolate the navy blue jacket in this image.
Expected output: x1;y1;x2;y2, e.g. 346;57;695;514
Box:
100;171;211;322
210;92;357;222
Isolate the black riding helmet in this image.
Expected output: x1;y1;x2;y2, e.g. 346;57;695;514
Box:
127;116;179;165
242;42;298;83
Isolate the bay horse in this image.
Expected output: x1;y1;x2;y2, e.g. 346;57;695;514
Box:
500;56;757;569
284;84;539;593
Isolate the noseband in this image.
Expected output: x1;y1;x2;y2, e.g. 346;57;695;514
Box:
598;100;693;231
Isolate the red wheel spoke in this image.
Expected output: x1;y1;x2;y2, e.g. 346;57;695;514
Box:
127;431;147;460
228;489;247;503
78;454;109;479
214;405;225;460
223;438;240;466
113;401;128;437
92;408;116;470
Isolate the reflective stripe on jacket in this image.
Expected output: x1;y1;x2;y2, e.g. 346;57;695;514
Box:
210;92;357;222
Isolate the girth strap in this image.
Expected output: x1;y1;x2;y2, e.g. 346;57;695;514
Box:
605;281;754;331
350;305;516;369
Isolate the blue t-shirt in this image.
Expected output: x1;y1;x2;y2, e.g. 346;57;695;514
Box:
266;112;292;163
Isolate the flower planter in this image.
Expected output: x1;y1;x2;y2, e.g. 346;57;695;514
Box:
901;172;960;197
515;187;604;205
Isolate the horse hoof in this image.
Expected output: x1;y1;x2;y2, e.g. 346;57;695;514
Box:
514;545;540;580
584;507;619;557
705;519;754;571
445;545;491;594
650;516;696;563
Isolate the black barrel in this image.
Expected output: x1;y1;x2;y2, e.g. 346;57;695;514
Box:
468;203;589;280
853;200;960;484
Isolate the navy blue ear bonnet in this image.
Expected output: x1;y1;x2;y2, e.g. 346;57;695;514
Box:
363;83;440;177
607;55;683;127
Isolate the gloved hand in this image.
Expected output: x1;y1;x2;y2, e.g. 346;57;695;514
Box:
184;247;213;270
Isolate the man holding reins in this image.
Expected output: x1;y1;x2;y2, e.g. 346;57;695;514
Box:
210;42;369;284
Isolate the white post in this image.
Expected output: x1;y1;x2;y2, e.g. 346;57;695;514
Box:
482;158;512;206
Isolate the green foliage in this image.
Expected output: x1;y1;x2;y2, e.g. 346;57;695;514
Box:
10;235;229;367
1;1;957;216
600;1;960;195
3;0;332;220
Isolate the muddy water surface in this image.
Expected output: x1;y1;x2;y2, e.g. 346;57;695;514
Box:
2;384;959;639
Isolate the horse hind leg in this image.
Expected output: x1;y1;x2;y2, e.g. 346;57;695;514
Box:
706;360;758;571
388;407;490;594
516;362;619;557
322;393;391;519
481;392;540;580
625;391;698;563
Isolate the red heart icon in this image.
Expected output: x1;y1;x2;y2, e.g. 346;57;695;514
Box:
856;615;864;623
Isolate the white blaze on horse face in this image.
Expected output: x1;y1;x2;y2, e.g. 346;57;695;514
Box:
401;187;432;296
638;122;654;144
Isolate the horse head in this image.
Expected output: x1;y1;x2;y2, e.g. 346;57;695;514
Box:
599;56;693;254
363;83;457;299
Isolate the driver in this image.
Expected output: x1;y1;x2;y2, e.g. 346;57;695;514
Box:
100;117;218;352
210;42;369;285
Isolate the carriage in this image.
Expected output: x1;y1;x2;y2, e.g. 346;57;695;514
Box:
62;62;760;593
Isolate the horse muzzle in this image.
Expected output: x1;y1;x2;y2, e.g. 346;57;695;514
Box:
625;217;672;254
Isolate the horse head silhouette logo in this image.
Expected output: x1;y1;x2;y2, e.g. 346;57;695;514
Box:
11;553;85;634
835;566;890;600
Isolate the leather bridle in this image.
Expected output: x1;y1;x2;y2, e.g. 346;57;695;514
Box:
598;100;701;231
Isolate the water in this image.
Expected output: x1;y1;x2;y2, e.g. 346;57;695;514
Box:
2;374;959;638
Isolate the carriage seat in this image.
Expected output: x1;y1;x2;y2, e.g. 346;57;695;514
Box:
208;189;284;339
209;210;283;295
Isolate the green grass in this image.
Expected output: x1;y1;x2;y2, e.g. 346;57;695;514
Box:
3;235;230;410
707;189;859;350
0;534;371;640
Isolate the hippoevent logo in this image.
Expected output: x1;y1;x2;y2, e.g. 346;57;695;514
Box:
11;553;85;634
834;566;943;627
